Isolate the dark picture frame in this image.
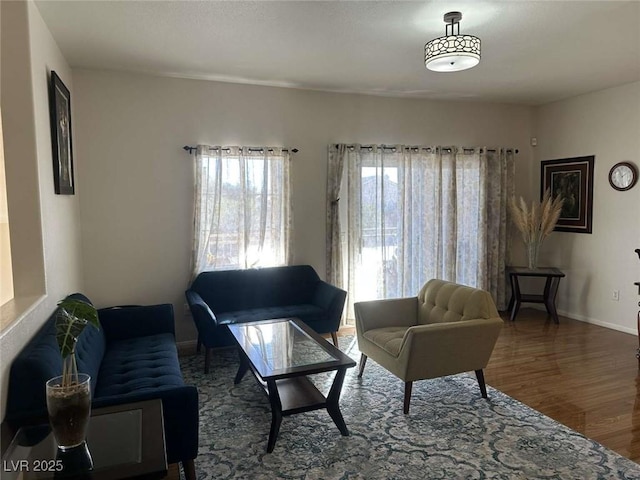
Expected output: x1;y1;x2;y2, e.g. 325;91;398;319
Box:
49;71;75;194
541;155;594;234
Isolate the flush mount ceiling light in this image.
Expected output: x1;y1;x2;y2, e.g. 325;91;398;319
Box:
425;11;481;72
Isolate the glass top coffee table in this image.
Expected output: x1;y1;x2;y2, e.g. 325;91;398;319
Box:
228;318;356;453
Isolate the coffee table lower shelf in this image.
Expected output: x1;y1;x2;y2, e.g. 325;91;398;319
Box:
235;354;351;452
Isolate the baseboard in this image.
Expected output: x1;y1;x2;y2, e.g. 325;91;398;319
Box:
527;305;637;336
557;309;637;335
177;340;198;356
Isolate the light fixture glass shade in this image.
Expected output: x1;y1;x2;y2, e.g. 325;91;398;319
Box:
425;34;481;72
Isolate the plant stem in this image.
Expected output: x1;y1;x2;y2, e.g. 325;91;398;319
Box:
72;353;78;384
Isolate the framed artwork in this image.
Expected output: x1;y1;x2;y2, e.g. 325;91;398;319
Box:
49;71;75;194
541;155;594;234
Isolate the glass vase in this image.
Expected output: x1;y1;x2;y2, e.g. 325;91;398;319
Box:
527;241;541;270
46;373;91;451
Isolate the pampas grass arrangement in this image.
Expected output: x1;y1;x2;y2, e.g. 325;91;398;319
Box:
509;189;564;269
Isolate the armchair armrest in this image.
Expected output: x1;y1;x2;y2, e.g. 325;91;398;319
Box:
312;281;347;331
354;297;418;333
98;304;175;342
399;317;503;380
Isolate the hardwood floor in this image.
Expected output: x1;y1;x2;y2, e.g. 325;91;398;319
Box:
166;310;639;477
485;308;640;463
341;309;640;463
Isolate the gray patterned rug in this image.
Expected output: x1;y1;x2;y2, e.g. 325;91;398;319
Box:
180;337;640;479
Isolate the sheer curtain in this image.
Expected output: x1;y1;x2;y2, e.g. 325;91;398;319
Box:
328;144;513;321
326;144;346;287
191;145;292;280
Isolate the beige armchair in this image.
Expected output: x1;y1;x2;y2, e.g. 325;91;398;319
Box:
355;279;503;414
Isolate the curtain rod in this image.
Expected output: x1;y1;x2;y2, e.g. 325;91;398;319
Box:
337;144;518;154
183;145;298;154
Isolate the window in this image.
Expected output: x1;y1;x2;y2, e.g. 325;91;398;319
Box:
191;146;291;277
0;111;13;306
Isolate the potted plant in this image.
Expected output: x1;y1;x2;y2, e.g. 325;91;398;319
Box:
46;298;99;451
509;189;564;269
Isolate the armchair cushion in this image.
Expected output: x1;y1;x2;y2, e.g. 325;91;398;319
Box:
362;327;407;357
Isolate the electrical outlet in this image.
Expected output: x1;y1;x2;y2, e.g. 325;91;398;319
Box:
183;303;192;316
612;290;619;301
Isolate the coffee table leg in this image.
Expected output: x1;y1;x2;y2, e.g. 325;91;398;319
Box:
326;367;349;436
234;350;250;384
266;379;283;453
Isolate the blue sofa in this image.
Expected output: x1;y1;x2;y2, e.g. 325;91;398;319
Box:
186;265;347;373
5;294;198;480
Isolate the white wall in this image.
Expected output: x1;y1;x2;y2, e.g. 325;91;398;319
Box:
0;0;84;419
534;81;640;334
72;69;534;341
0;111;14;305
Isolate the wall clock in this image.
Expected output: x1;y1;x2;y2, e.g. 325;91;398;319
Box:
608;162;637;191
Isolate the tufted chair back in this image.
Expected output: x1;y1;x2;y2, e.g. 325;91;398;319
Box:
417;279;499;325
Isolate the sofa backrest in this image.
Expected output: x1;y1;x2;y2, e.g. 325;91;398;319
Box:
190;265;321;312
417;279;499;325
5;294;106;426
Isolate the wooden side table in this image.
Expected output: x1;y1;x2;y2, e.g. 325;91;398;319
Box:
507;266;566;324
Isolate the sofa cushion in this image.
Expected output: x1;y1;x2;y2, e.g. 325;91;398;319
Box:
363;327;408;357
95;333;184;397
216;304;325;326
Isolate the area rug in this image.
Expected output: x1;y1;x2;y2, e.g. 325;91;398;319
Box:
180;337;640;480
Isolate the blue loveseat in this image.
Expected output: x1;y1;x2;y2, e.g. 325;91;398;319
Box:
186;265;347;373
5;294;198;480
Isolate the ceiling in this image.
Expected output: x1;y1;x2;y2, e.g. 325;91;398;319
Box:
34;0;640;106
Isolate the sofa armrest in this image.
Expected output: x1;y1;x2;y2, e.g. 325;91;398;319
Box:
354;297;418;333
312;281;347;331
399;317;503;380
186;290;217;324
185;289;225;348
98;304;175;342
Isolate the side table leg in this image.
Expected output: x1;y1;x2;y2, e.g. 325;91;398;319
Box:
326;367;349;436
545;277;561;324
510;274;522;322
636;308;640;362
507;274;515;312
266;379;283;453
